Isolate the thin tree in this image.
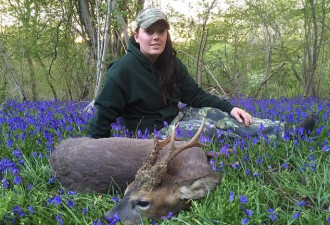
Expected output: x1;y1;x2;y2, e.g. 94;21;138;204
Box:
0;39;26;101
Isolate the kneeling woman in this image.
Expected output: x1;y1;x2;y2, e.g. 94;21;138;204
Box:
87;8;315;141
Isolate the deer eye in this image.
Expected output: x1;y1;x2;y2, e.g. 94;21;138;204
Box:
136;201;150;210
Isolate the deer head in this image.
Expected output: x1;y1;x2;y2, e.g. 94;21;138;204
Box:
102;119;222;224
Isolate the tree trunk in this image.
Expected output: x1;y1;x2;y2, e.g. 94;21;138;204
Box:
36;54;58;99
256;27;274;99
27;57;38;101
0;39;26;101
302;0;325;97
195;0;216;86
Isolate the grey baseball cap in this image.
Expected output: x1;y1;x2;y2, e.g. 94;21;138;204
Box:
134;8;170;30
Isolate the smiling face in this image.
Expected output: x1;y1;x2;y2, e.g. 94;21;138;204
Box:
134;20;168;63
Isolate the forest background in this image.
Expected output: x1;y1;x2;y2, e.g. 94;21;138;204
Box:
0;0;329;102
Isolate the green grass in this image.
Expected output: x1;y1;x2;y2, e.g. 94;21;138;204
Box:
0;98;329;224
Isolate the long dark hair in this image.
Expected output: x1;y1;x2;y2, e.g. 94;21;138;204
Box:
130;31;179;106
154;31;179;106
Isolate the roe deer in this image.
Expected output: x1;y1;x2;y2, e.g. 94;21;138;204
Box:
49;119;221;224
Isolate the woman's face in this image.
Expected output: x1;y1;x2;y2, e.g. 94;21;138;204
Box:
134;20;168;63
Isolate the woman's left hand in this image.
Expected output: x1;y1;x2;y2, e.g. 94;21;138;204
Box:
230;107;253;126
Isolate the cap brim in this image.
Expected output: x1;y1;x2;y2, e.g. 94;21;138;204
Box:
140;18;169;29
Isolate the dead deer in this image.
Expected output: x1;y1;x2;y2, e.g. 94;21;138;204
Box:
49;119;221;224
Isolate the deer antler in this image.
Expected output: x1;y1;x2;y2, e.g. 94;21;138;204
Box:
135;134;174;175
135;118;208;192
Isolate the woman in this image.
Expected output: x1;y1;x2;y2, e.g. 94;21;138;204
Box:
87;8;315;140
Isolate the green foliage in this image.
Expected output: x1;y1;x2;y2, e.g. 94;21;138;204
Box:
0;0;330;100
0;98;329;224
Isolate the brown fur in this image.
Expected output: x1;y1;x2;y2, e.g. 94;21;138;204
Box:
49;120;221;224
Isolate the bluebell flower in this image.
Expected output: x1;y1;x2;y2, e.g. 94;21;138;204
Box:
67;190;77;195
241;217;249;224
241;206;253;217
282;163;288;169
242;154;249;162
12;205;26;217
253;172;261;178
12;149;22;158
167;211;173;220
323;144;329;152
256;155;263;164
112;196;119;203
105;212;121;225
47;195;62;206
297;201;306;206
268;208;277;222
67;199;76;208
293;211;301;220
7;139;13;148
56;214;63;225
48;177;55;184
245;169;251;176
82;208;87;215
13;176;22;185
240;195;249;204
229;191;234;202
2;178;9;189
28;206;34;215
231;163;239;169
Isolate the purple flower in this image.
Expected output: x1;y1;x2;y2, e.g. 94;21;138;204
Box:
48;177;55;184
240;195;249;204
297;201;306;206
243;154;249;162
47;195;62;206
2;178;9;189
241;217;249;224
67;199;76;208
282;163;288;169
12;149;22;158
245;169;251;175
56;214;63;225
231;163;239;169
229;191;234;202
256;155;263;164
112;196;119;203
253;172;261;177
92;219;103;225
12;205;26;217
13;176;22;185
241;206;253;217
26;184;33;190
268;208;277;222
323;144;329;152
105;212;121;225
28;206;34;215
293;211;301;220
167;211;173;220
67;190;77;195
82;208;87;215
308;154;314;162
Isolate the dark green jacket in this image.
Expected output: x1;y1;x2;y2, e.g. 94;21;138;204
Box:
88;40;234;138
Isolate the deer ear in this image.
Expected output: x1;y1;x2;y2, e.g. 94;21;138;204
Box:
179;173;221;200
